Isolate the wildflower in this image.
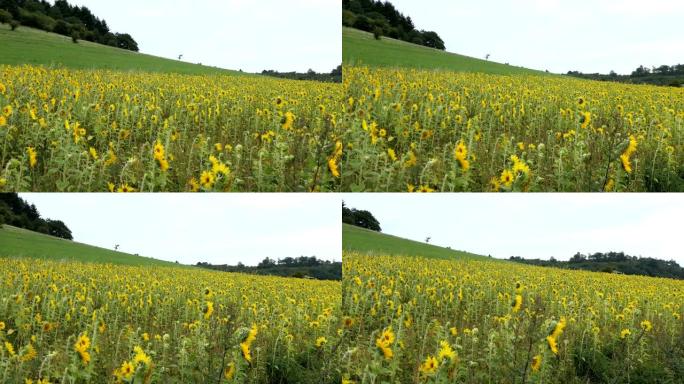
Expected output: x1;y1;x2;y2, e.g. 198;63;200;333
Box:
281;111;295;130
5;341;15;357
404;150;417;168
133;346;151;366
115;360;135;381
0;116;6;127
0;321;5;330
489;177;500;191
546;335;559;355
21;344;37;362
117;183;136;193
417;185;435;193
419;355;439;375
454;140;470;170
200;171;215;189
387;148;397;161
343;317;354;328
580;111;592;129
2;105;12;117
531;354;542;372
620;135;637;174
74;333;91;365
512;294;522;312
27;147;37;168
203;301;214;319
376;327;395;360
89;147;98;160
511;155;530;176
240;324;258;363
449;327;458;336
328;157;340;178
500;169;514;187
640;320;652;332
620;328;631;339
315;336;327;348
551;317;567;339
438;341;456;362
224;362;235;380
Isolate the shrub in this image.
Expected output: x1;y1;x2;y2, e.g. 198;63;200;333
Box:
9;20;19;31
71;31;79;43
52;19;71;36
373;27;382;40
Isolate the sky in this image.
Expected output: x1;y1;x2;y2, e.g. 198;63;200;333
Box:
65;0;341;73
387;0;684;74
343;194;684;264
20;193;341;266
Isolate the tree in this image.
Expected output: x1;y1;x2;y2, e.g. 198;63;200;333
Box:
46;219;72;240
420;30;445;50
351;209;381;231
342;202;381;231
257;257;277;269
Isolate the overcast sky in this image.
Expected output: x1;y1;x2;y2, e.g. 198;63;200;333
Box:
387;0;684;74
65;0;341;73
20;194;341;266
343;194;683;264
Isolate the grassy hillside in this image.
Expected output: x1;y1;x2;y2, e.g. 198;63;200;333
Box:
343;223;484;260
0;224;176;266
0;23;236;75
343;27;542;75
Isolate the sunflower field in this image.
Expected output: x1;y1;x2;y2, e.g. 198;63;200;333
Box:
0;258;345;383
342;252;684;383
341;66;684;192
0;65;342;192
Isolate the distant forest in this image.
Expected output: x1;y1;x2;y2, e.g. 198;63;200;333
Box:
0;0;139;51
0;193;72;240
342;0;445;50
509;251;684;280
196;256;342;281
567;64;684;87
261;65;342;83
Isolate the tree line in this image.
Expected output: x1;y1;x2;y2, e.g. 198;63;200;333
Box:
342;201;381;232
0;193;72;240
0;0;138;51
343;0;445;50
567;64;684;87
260;65;342;83
195;256;342;281
509;251;684;280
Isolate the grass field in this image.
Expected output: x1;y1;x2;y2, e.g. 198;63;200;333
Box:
342;226;684;383
342;223;482;260
0;225;174;266
343;27;541;75
0;23;236;75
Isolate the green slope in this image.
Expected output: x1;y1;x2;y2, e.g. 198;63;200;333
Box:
0;23;237;75
343;223;484;261
343;27;541;75
0;225;176;266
